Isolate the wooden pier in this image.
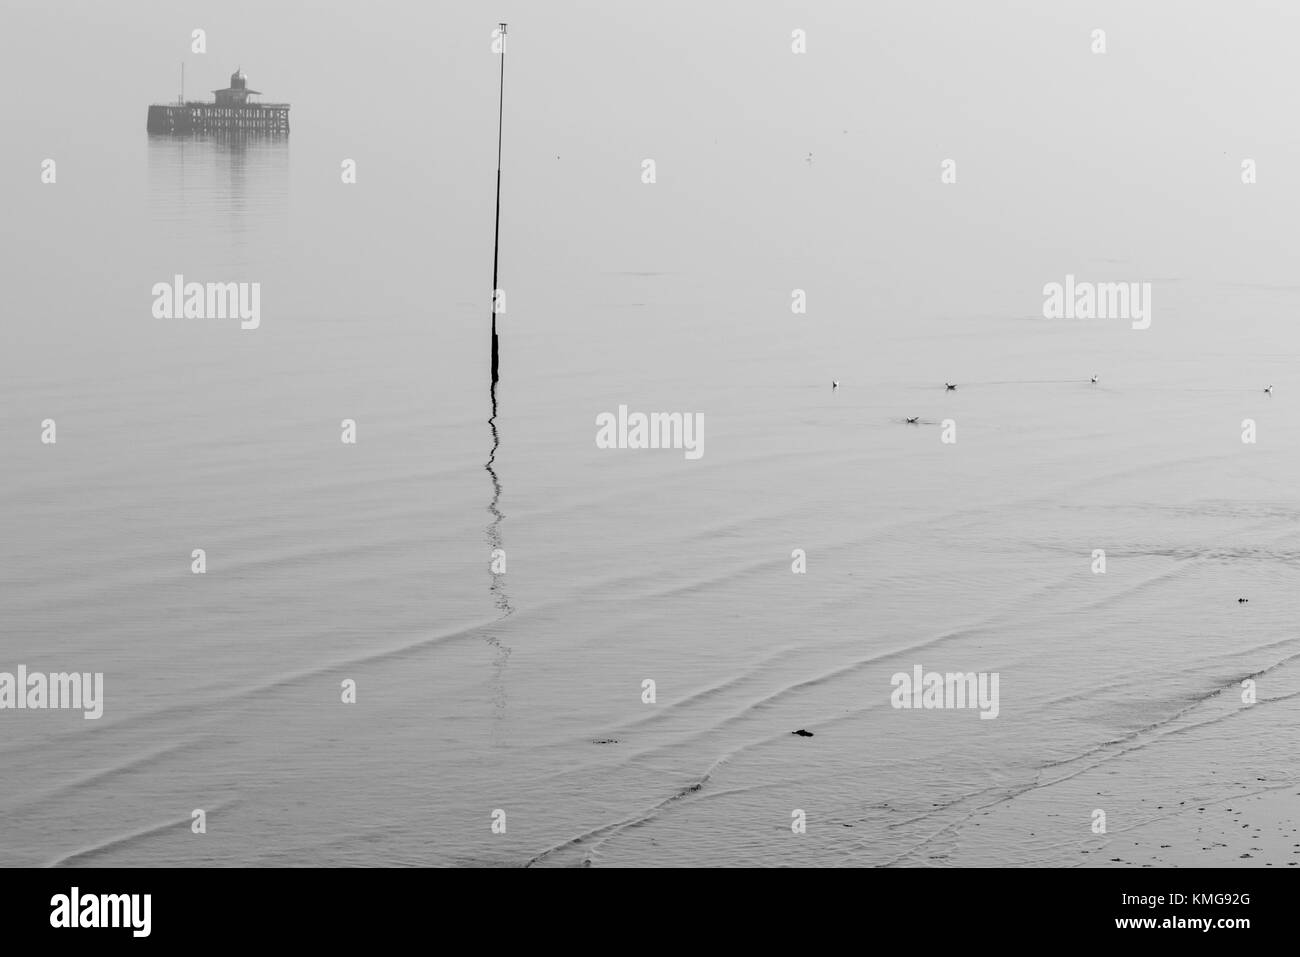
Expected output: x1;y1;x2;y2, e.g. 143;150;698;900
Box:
147;69;289;134
147;102;290;134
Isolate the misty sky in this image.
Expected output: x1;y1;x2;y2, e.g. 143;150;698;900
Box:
4;0;1299;343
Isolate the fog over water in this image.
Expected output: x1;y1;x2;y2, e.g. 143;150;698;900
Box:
2;1;1300;866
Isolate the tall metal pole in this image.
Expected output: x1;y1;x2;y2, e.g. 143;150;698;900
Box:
483;25;513;704
490;22;507;384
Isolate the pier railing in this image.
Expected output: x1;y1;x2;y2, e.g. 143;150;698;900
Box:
147;102;291;134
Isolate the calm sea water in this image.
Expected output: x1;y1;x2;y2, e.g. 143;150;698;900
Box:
3;0;1300;867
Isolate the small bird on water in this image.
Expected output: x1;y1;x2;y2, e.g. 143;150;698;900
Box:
832;380;839;389
1091;375;1098;384
905;416;919;424
945;382;956;391
1265;385;1273;394
792;729;814;737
